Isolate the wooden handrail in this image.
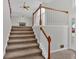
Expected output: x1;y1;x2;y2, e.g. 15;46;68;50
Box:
41;6;68;14
8;0;12;17
32;4;68;26
40;27;49;39
40;26;51;59
33;5;68;15
33;4;41;15
33;4;42;26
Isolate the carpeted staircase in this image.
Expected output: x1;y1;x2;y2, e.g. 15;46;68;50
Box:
4;26;45;59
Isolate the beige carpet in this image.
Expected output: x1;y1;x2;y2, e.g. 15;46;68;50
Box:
51;49;76;59
4;26;45;59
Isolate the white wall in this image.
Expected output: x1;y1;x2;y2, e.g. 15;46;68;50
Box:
44;26;68;50
3;0;12;55
11;15;32;26
43;0;76;50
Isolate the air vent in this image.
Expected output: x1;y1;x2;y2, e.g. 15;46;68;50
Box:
60;44;64;48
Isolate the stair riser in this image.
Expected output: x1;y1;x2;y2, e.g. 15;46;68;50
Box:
12;26;32;28
9;38;35;40
6;46;39;52
8;40;37;44
11;28;33;31
10;32;34;34
5;53;42;59
12;55;45;59
9;36;35;39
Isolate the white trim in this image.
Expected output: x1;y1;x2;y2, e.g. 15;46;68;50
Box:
51;48;68;53
51;48;76;53
3;25;12;55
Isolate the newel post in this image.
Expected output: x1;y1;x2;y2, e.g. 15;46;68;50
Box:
32;13;34;26
40;4;42;25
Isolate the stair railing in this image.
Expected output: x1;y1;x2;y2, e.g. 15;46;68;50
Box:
32;4;68;59
32;4;68;26
40;26;51;59
32;4;51;59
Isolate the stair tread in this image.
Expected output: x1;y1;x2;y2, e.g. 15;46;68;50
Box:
9;38;36;43
9;37;35;39
5;48;41;59
7;43;38;50
22;55;44;59
12;28;32;31
12;26;32;28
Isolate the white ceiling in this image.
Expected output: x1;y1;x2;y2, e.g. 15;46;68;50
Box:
10;0;54;17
